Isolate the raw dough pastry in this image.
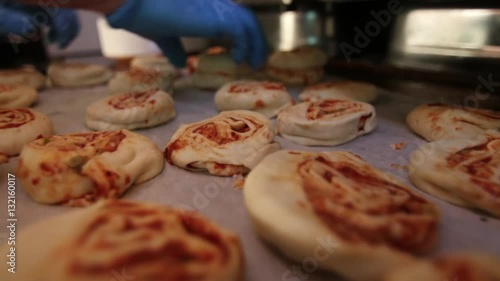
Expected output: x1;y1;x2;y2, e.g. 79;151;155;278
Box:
0;84;37;108
214;80;294;118
165;110;281;176
0;200;244;281
266;46;327;85
407;104;500;141
384;253;500;281
277;99;377;146
244;150;440;281
0;108;53;155
48;62;113;88
299;81;378;103
409;131;500;217
17;130;164;206
0;67;46;90
130;54;177;74
86;89;176;131
193;53;252;89
108;70;174;95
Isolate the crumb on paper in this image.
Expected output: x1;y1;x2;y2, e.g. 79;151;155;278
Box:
233;174;245;190
390;142;408;150
390;163;409;172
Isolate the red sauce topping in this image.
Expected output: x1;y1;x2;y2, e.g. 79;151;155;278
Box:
358;113;373;131
108;90;157;110
306;100;365;120
298;154;438;253
255;99;265;108
67;201;236;279
0;108;35;129
0;84;17;92
229;84;252;93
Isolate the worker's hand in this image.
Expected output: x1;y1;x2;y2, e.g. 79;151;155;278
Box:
0;1;80;48
106;0;268;69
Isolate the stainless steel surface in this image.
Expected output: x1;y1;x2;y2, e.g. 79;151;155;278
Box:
389;8;500;71
257;11;325;51
0;56;499;281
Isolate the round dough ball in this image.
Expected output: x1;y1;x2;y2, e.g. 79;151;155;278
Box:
193;53;253;89
0;108;53;155
409;131;500;217
17;130;164;206
268;46;328;70
130;54;177;74
0;84;37;108
0;200;244;281
244;150;439;281
277;99;377;146
384;253;500;281
165;110;281;176
0;68;46;90
86;89;176;131
406;104;500;141
108;70;174;95
48;62;113;88
299;81;378;103
266;66;324;85
215;80;294;118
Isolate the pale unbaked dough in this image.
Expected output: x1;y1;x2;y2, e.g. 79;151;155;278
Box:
277;99;377;146
17;130;164;206
244;150;439;281
193;53;252;89
48;62;113;88
407;104;500;141
0;200;244;281
165;110;281;176
409;131;500;217
0;108;53;155
0;67;46;90
0;84;37;108
108;70;174;95
215;80;294;118
86;89;176;131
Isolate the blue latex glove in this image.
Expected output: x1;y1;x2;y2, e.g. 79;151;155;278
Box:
107;0;268;68
0;1;79;48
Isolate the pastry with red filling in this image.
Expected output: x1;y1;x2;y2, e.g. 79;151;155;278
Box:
409;131;500;217
0;200;244;281
48;62;113;88
299;80;378;103
214;80;294;118
164;110;280;176
86;89;176;131
17;130;164;206
384;253;500;281
407;104;500;141
244;150;440;281
266;46;327;85
277;99;377;146
0;108;53;155
0;84;37;108
0;67;46;90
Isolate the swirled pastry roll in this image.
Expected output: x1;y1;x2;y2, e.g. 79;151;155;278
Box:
409;131;500;217
0;68;46;90
266;47;327;85
244;150;440;281
165;110;281;176
299;81;378;103
384;253;500;281
48;63;113;88
193;53;253;90
86;89;176;131
0;84;37;108
130;54;177;74
17;130;164;206
277;99;377;146
108;70;174;95
214;80;294;118
0;200;244;281
0;108;53;155
407;104;500;141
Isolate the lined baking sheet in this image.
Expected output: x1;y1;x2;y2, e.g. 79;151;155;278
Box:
0;64;499;281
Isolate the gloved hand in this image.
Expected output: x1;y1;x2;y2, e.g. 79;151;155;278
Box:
106;0;268;69
0;1;80;48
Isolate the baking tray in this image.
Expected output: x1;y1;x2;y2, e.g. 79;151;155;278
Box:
0;60;499;280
